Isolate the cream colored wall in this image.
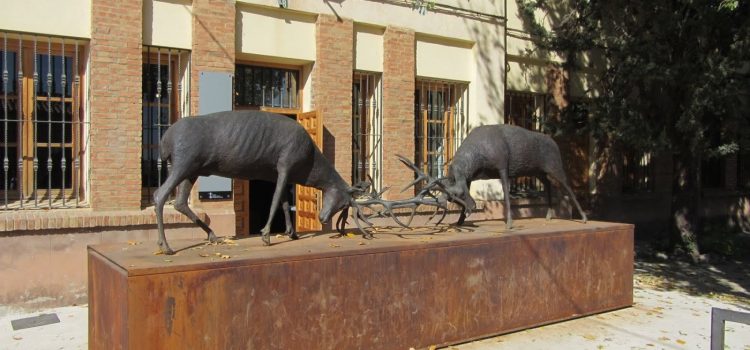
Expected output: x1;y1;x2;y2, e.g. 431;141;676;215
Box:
0;0;91;38
355;25;384;72
236;4;316;62
143;0;192;49
416;36;472;82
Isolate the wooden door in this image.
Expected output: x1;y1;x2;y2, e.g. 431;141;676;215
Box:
295;111;322;232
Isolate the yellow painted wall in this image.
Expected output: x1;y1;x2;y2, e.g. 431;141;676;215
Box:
143;0;192;49
236;4;316;62
0;0;91;38
355;25;384;72
416;35;473;82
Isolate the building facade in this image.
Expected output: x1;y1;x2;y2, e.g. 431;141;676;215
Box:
0;0;746;312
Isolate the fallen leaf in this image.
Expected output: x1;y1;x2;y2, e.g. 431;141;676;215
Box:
646;344;654;347
221;255;231;259
346;233;356;238
163;259;173;263
12;335;22;340
127;240;140;246
582;334;597;341
275;234;284;239
215;252;222;256
676;339;686;345
428;346;437;350
199;253;210;258
658;336;670;341
153;250;164;255
329;243;341;248
358;242;366;245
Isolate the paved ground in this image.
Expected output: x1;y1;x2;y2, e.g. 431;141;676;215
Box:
2;256;749;349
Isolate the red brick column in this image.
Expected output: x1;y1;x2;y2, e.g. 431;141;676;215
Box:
313;14;354;184
89;0;143;210
382;26;415;199
190;0;236;115
189;0;238;231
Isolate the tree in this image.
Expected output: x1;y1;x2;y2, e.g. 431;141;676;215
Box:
517;0;750;261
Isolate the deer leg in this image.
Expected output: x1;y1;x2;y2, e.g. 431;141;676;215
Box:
500;169;513;229
154;172;187;255
261;171;289;246
542;177;554;220
174;177;217;243
547;173;588;224
281;191;298;240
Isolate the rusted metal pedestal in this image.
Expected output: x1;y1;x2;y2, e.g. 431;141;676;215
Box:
88;219;633;349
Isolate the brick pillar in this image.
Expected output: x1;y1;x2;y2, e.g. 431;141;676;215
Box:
382;26;415;200
190;0;236;114
313;14;354;184
89;0;143;210
189;0;238;231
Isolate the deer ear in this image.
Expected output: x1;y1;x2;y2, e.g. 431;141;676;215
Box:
349;181;371;194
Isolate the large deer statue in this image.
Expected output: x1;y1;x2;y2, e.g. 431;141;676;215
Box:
153;110;362;255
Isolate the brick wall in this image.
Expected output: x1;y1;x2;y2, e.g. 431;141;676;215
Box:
382;26;415;200
189;0;238;231
190;0;236;115
313;14;354;184
89;0;143;210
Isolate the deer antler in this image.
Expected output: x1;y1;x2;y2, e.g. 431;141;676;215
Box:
341;155;465;238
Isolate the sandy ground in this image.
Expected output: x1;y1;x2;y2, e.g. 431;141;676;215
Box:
1;258;749;350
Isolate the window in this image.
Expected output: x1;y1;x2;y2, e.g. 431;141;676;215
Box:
414;79;469;180
622;150;654;193
142;46;190;204
234;64;299;109
0;33;87;209
352;72;383;191
505;91;550;197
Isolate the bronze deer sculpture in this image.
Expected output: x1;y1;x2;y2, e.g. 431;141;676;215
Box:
430;124;588;228
153;110;363;254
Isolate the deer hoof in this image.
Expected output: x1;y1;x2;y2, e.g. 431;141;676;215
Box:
289;232;299;240
207;232;218;243
158;242;175;255
261;234;271;246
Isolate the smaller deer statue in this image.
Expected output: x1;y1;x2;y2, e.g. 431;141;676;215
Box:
427;124;588;228
153;110;361;255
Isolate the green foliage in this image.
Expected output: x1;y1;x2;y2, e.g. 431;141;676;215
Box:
517;0;750;156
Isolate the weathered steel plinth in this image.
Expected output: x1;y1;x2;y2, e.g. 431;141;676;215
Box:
88;219;633;350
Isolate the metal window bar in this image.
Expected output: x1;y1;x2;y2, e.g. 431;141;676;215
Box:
234;65;299;109
0;32;88;210
352;71;383;192
505;91;549;198
142;46;190;204
414;78;469;183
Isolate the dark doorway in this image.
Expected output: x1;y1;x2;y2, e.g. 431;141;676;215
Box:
248;180;296;234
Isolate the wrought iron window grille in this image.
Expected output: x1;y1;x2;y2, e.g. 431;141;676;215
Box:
352;71;383;192
0;32;88;210
142;46;190;205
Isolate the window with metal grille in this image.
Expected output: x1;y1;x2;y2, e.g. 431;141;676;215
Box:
0;33;87;209
141;46;190;204
505;91;550;197
234;64;299;109
414;79;469;180
622;151;654;193
352;71;383;191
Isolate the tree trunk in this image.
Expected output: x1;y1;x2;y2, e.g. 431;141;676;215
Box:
671;152;702;262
